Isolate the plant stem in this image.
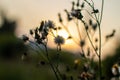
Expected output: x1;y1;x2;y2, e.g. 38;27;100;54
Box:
44;45;60;80
75;19;82;40
98;0;104;79
81;20;99;57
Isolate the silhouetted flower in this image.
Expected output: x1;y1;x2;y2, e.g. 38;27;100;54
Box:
54;35;65;45
45;20;55;29
71;9;83;20
92;9;99;14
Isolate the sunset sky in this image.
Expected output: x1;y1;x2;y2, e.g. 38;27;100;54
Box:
0;0;120;59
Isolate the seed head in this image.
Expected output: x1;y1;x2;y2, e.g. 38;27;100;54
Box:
54;35;65;45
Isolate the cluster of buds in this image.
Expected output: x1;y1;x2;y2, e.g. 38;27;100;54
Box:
22;20;56;45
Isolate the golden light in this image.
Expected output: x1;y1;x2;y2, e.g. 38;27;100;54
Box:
57;29;73;44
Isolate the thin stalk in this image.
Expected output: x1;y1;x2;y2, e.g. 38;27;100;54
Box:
99;0;104;24
44;45;60;80
98;0;104;79
75;19;82;40
81;20;99;57
98;23;102;80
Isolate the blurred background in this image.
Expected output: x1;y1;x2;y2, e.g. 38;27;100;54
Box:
0;0;120;80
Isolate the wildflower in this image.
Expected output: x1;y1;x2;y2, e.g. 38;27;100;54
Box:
92;9;99;14
54;35;65;45
54;35;65;51
71;9;83;20
46;20;55;29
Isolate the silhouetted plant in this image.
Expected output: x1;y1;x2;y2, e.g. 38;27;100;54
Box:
57;0;116;80
22;0;116;80
22;20;67;80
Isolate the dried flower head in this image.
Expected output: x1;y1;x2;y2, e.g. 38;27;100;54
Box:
45;20;55;29
92;9;99;14
54;35;65;45
71;9;83;20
